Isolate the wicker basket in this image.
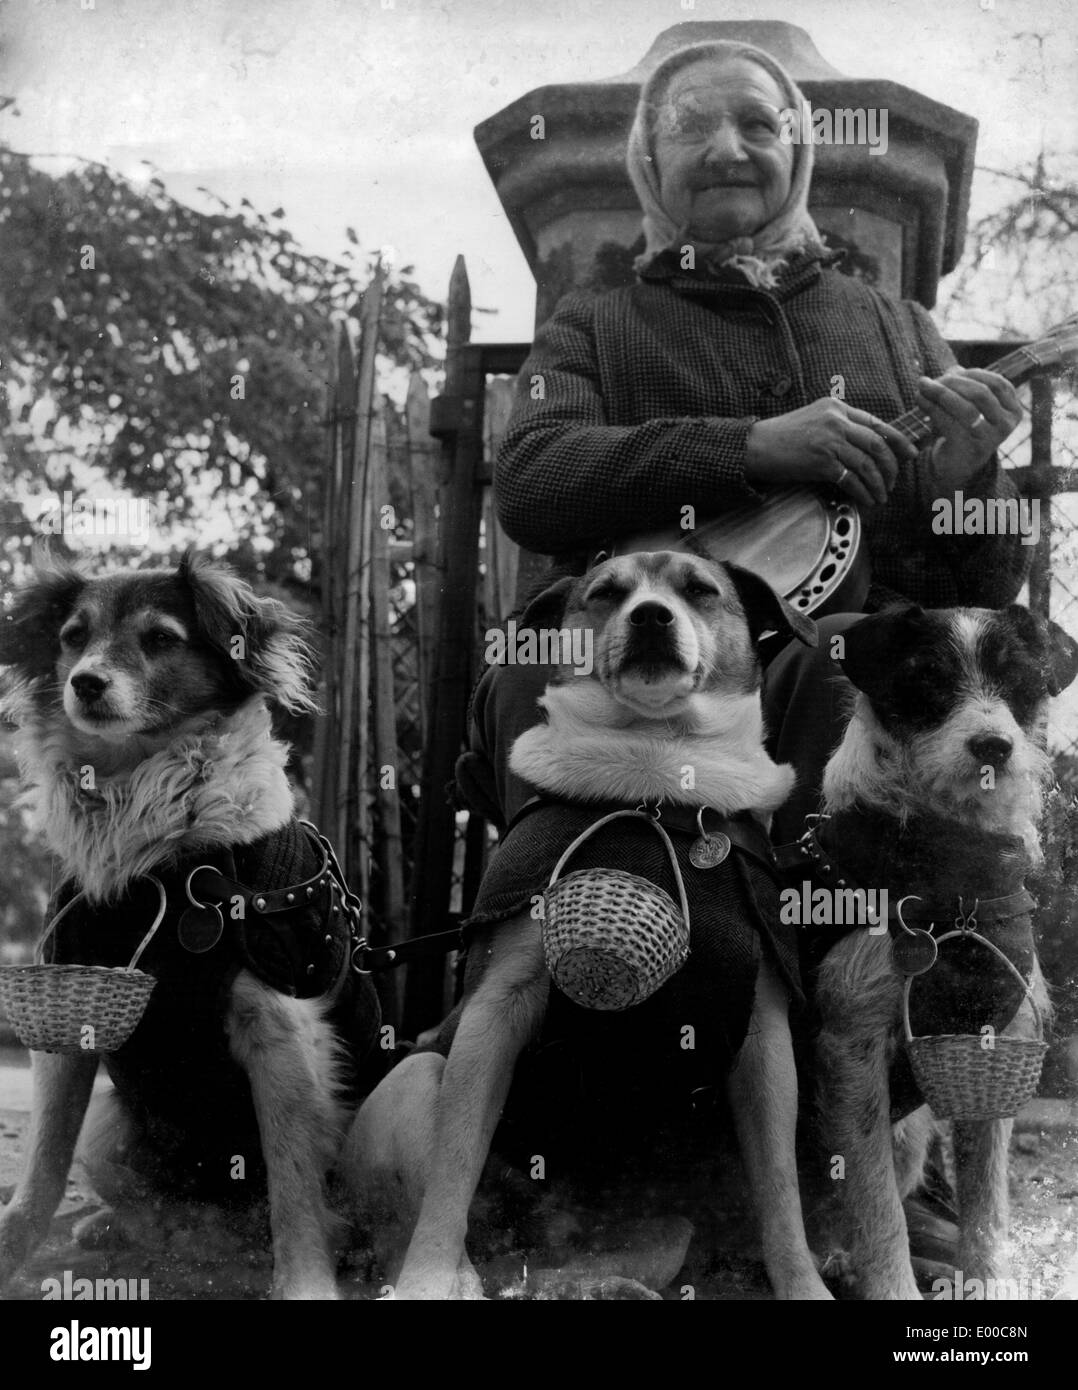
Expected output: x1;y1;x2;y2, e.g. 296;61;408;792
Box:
0;877;165;1054
904;927;1047;1120
541;810;690;1012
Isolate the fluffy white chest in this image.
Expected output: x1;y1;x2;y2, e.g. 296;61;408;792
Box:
510;683;795;815
14;700;294;903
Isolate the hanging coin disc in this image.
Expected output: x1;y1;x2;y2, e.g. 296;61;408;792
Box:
892;929;938;976
178;902;225;954
689;833;731;870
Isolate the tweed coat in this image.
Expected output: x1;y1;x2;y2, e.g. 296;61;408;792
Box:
495;250;1031;611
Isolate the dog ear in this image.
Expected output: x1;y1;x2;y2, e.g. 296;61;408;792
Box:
1045;619;1078;696
835;605;926;695
999;604;1078;697
722;563;817;649
178;550;317;715
0;550;86;676
517;575;578;631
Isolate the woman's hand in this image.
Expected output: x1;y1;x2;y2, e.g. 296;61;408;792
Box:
916;368;1023;491
744;397;918;508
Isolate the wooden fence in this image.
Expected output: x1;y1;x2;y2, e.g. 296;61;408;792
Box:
312;254;1077;1039
311;256;527;1033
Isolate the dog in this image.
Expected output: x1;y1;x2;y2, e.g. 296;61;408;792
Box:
0;550;380;1300
344;550;831;1300
804;603;1078;1299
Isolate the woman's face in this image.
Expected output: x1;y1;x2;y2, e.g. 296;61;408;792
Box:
652;56;795;242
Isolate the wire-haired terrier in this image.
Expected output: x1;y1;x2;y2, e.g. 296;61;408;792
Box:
791;602;1078;1300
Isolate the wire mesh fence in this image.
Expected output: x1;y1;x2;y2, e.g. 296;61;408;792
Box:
994;371;1078;777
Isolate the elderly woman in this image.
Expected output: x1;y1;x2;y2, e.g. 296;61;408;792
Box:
467;38;1027;839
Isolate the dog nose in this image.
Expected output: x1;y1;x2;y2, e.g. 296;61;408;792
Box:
968;733;1013;766
628;601;675;629
71;673;109;703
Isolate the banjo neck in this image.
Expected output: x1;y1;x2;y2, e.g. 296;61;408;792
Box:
890;338;1073;452
613;316;1078;617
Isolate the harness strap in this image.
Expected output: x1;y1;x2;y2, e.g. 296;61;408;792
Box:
506;795;777;875
773;821;1036;935
354;929;465;974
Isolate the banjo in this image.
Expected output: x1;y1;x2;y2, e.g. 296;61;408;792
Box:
616;316;1078;616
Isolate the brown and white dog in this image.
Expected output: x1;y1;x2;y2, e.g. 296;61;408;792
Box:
0;551;378;1300
811;603;1078;1299
345;550;829;1300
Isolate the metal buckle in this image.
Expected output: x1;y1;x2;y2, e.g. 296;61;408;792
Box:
896;895;924;936
350;938;373;976
299;819;363;925
184;865;219;910
798;827;821;860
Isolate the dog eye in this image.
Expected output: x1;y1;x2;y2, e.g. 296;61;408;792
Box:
60;627;87;649
684;581;719;599
587;584;625;604
144;629;182;651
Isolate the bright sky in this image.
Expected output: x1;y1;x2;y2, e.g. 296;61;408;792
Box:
1;0;1077;341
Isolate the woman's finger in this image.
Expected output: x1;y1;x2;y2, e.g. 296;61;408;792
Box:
845;407;919;462
842;421;900;490
959;367;1024;421
831;442;889;507
917;375;1004;433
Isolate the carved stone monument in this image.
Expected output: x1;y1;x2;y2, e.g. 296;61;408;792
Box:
474;20;977;324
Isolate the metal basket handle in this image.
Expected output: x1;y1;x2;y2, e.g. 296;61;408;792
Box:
902;926;1044;1043
545;810;691;931
34;875;167;972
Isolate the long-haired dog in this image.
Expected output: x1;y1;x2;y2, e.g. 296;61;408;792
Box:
345;551;832;1300
0;550;379;1299
807;603;1078;1299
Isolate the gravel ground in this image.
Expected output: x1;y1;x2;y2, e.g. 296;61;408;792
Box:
1;1050;1075;1301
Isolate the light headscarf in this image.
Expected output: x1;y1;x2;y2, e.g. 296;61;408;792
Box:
627;39;828;288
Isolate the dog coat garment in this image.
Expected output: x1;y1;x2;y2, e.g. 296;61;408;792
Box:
446;800;800;1171
44;818;380;1200
790;807;1039;1121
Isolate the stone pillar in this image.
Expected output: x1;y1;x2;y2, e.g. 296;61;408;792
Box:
474;20;977;324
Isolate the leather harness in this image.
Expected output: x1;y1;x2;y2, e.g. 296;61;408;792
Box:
772;815;1036;940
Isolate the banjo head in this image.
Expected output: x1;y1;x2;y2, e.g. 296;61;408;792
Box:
619;488;862;614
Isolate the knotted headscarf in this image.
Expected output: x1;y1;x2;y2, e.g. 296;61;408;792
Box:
627;39;828;288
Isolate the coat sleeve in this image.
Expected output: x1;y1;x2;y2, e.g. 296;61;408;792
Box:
903;301;1033;608
494;292;764;554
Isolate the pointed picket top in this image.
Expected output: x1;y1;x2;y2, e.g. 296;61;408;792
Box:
446;255;471;351
405;370;431;440
358;256;387;339
336;319;356;402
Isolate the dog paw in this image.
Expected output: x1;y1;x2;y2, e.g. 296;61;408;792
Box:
73;1207;129;1251
0;1207;34;1284
860;1276;925;1301
519;1271;663;1301
274;1278;340;1301
389;1266;486;1301
779;1275;834;1301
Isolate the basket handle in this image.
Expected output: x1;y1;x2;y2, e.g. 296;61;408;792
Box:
545;810;691;932
34;875;167;972
902;927;1043;1043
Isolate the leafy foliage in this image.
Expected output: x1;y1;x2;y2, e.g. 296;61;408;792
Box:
0;145;443;588
941;154;1078;337
0;761;53;953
